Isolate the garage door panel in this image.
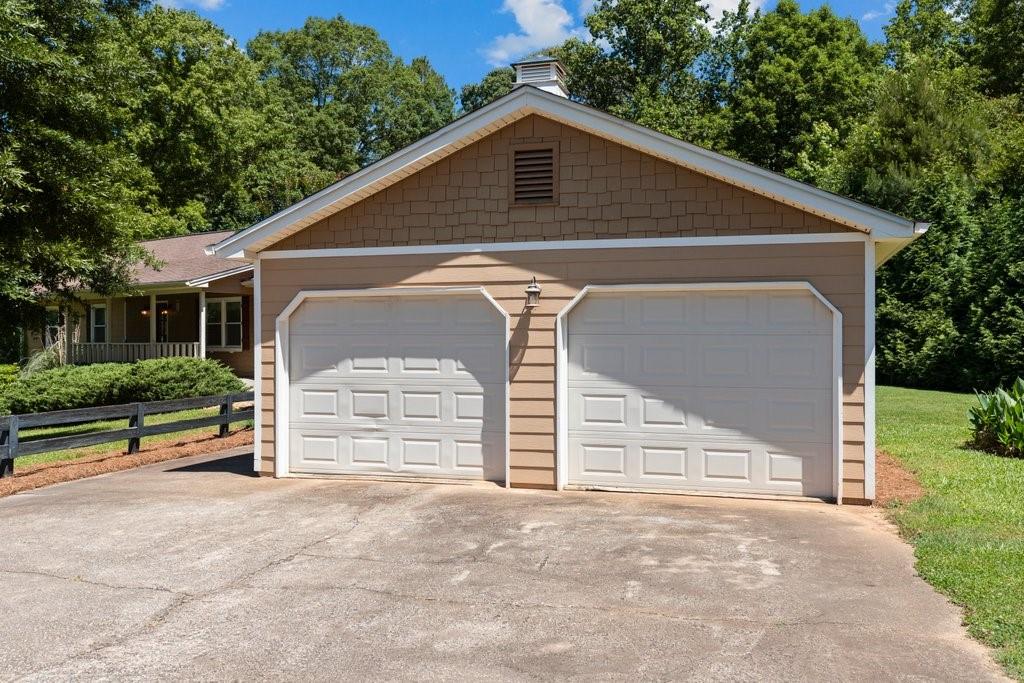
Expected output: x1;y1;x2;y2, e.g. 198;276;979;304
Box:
569;333;830;389
291;335;504;384
569;438;830;495
290;384;504;428
569;387;830;444
568;289;834;498
569;291;832;336
288;294;506;480
291;429;506;479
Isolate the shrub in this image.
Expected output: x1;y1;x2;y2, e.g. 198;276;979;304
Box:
2;363;132;414
970;378;1024;457
0;364;18;391
117;357;245;403
0;357;245;415
0;363;18;413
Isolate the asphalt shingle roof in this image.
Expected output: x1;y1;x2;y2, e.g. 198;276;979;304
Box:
133;231;240;285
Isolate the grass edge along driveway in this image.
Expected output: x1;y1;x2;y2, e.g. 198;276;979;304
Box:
878;385;1024;680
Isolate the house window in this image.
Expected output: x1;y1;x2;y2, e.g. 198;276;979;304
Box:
512;146;556;205
90;304;107;343
44;307;61;348
207;297;243;351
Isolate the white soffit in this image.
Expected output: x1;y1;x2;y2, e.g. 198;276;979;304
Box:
209;87;920;259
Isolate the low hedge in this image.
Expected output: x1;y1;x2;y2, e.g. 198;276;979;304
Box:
117;357;246;403
1;357;245;415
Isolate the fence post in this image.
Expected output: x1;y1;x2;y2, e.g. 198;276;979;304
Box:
218;395;232;438
1;415;18;478
128;403;143;454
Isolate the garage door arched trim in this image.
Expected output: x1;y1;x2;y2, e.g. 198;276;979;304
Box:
274;286;510;483
555;282;844;501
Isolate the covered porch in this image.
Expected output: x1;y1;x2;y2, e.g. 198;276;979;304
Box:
66;285;253;378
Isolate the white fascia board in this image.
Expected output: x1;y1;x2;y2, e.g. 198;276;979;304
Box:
210;87;919;257
525;89;917;238
184;263;255;288
209;92;532;258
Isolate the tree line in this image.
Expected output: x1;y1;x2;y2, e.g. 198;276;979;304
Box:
1;0;1022;390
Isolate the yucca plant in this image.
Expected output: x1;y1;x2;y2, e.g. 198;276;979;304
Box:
970;378;1024;457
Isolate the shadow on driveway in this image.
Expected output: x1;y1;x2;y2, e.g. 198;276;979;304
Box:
166;451;256;476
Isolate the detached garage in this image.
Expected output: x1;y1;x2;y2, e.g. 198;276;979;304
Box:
210;58;925;504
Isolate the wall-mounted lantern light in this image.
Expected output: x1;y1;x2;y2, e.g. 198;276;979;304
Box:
525;277;542;309
141;308;150;317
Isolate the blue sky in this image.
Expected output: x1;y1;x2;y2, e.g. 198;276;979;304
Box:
166;0;895;89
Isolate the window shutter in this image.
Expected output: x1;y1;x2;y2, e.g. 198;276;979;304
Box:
513;147;555;204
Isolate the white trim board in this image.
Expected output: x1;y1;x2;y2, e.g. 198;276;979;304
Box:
185;264;255;288
273;286;511;484
260;232;870;261
253;257;262;472
863;241;877;500
210;86;921;258
554;281;845;502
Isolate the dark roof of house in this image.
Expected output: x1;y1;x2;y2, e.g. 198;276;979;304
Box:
134;231;244;285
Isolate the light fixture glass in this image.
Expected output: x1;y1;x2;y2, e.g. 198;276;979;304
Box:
525;276;542;308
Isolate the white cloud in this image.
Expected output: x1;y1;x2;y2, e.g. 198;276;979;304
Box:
157;0;226;10
484;0;770;66
484;0;585;66
861;3;895;22
704;0;766;23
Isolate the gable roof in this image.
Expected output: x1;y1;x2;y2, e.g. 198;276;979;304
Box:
135;231;253;286
209;86;925;259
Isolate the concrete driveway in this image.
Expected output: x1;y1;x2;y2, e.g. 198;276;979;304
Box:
0;449;1005;681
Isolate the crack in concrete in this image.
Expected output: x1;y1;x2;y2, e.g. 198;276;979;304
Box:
0;567;187;597
9;512;370;680
10;487;452;679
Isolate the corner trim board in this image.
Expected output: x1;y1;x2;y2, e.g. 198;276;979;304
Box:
863;241;876;500
253;256;262;472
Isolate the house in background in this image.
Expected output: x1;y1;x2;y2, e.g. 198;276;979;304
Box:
29;231;255;378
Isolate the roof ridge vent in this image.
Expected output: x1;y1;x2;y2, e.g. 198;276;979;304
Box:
511;55;568;98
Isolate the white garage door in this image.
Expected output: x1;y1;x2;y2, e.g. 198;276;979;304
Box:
567;288;834;498
288;293;506;481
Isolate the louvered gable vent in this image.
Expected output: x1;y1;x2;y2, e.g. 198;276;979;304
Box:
513;147;555;204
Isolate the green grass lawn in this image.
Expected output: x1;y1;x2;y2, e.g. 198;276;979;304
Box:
878;385;1024;679
16;407;253;468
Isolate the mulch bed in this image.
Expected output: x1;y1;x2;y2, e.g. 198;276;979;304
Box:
0;428;254;498
874;449;924;507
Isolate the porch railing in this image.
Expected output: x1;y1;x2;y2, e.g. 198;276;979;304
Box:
71;342;201;364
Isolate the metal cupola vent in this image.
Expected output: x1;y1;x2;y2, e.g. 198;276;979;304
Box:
511;55;568;98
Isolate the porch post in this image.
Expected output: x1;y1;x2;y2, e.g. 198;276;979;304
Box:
198;290;207;358
63;306;71;365
148;293;157;346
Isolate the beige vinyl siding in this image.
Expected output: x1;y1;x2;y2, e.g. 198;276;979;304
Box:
258;240;868;500
270;115;859;253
